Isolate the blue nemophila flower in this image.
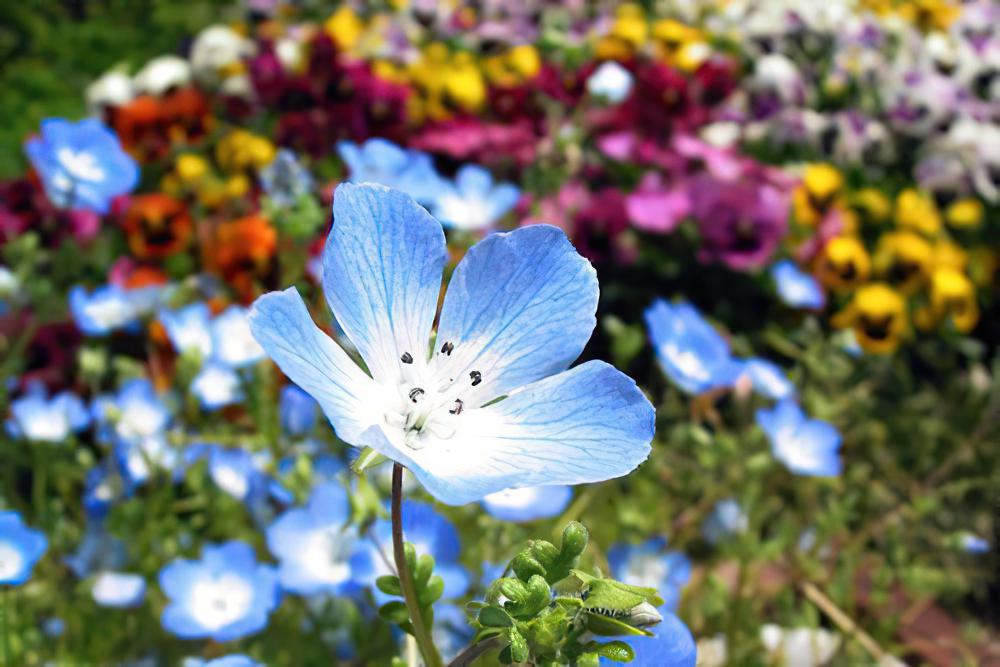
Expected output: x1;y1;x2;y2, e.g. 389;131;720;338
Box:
70;283;168;336
159;541;279;641
7;382;89;443
430;164;520;231
587;61;635;103
184;656;263;667
249;183;654;505
260;148;314;207
279;385;318;437
91;378;171;446
433;603;475;662
351;500;470;601
210;306;266;368
160;302;214;357
24;118;138;213
702;498;749;544
0;511;47;585
771;260;824;309
645;300;743;395
599;612;696;667
66;522;126;578
756;400;842;477
91;571;147;608
337;139;447;205
266;481;358;596
740;358;796;401
481;485;572;523
191;361;243;410
607;537;692;612
961;533;990;554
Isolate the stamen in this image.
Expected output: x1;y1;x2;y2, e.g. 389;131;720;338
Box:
440;341;454;356
470;370;482;387
400;352;413;364
450;399;464;415
408;388;425;403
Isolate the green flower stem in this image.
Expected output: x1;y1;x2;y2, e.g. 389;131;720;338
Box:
391;463;444;667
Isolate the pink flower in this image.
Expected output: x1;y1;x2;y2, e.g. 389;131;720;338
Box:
626;172;691;234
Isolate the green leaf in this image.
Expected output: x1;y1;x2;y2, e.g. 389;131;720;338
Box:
509;628;529;663
478;606;514;628
376;575;402;596
418;575;445;606
594;641;635;662
584;613;652;637
378;601;410;625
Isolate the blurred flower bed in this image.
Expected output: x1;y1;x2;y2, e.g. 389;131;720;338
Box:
0;1;997;665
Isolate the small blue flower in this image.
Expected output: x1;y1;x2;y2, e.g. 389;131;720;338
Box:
702;498;749;544
249;183;654;505
7;382;89;443
351;500;470;601
24;118;138;213
960;533;990;554
740;358;796;401
337;139;447;205
83;464;119;520
191;361;243;410
210;306;265;369
599;611;697;667
66;522;126;578
481;485;572;523
207;447;263;503
771;260;824;309
260;148;313;207
266;482;357;596
203;657;263;667
279;385;318;437
70;283;168;336
430;164;520;231
91;378;172;445
160;303;214;358
114;435;178;491
756;400;842;477
92;571;147;608
0;511;48;585
607;537;692;612
159;541;279;641
587;61;635;103
645;300;744;395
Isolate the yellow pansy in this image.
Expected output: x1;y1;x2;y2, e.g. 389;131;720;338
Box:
933;239;967;272
793;163;843;226
595;4;648;60
834;283;908;354
652;19;709;71
483;45;542;87
945;198;984;229
323;6;364;53
850;188;892;225
817;236;871;291
922;268;979;333
216;130;276;173
175;154;210;185
896;0;961;32
895;188;942;236
443;53;486;113
874;231;933;294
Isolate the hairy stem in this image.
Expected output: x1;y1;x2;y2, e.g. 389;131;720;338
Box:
391;463;444;667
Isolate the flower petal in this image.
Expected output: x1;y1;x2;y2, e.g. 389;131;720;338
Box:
322;183;447;384
248;287;383;445
387;360;653;505
435;225;598;405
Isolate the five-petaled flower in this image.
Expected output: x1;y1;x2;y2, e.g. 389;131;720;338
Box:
249;183;654;505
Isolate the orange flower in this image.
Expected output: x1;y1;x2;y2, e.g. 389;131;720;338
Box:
159;87;212;146
122;194;193;260
111;95;166;162
209;214;277;299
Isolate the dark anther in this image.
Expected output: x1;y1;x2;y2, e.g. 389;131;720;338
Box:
440;341;454;356
408;388;424;403
469;370;482;387
449;399;464;415
400;352;413;364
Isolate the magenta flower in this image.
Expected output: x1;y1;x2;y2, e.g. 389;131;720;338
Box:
691;176;789;271
626;172;691;234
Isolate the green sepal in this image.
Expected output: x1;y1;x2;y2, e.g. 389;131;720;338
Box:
418;575;445;606
376;575;402;596
584;613;652;637
414;553;435;588
478;606;514;628
378;601;410;625
351;447;386;474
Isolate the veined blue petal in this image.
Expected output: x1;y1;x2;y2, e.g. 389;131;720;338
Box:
386;360;653;505
435;225;598;406
322;183;447;384
248;286;384;445
481;485;573;522
599;610;697;667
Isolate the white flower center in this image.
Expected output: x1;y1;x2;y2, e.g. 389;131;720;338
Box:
212;465;250;500
661;343;711;382
57;148;106;182
188;574;254;631
0;541;25;580
24;407;70;442
383;342;482;450
297;529;353;584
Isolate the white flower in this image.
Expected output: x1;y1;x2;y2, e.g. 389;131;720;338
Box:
190;25;256;87
133;56;192;97
86;70;134;115
760;625;841;667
